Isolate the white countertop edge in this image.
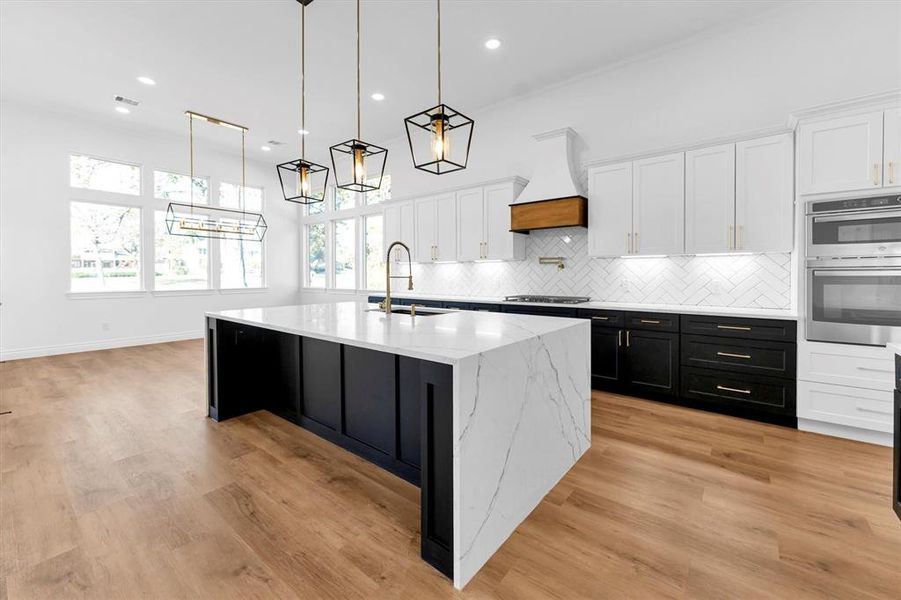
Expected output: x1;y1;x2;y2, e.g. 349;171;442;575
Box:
887;342;901;356
206;305;589;365
367;292;797;320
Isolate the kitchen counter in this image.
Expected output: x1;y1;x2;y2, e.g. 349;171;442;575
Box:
375;291;797;320
888;343;901;356
206;302;590;590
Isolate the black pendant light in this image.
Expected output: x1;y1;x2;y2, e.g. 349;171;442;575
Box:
330;0;387;193
404;0;473;175
167;111;267;241
277;0;329;205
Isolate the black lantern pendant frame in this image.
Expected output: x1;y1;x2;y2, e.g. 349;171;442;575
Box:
330;0;387;193
405;0;474;175
280;0;330;205
404;103;473;175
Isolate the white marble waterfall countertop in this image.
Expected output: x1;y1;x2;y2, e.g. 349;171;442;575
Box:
207;302;587;365
888;342;901;356
370;291;797;320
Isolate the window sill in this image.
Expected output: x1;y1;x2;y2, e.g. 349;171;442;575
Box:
67;291;147;300
219;287;269;294
152;289;215;298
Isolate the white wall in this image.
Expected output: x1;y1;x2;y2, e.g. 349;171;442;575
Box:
300;1;900;306
0;102;302;359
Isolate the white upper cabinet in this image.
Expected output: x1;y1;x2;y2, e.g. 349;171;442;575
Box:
632;152;684;255
735;133;793;252
588;162;632;257
415;193;457;262
456;187;484;261
384;201;414;263
798;111;884;195
685;144;735;254
484;182;525;261
884;107;901;188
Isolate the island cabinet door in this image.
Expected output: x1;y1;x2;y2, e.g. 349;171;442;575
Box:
211;319;266;421
301;337;342;431
623;330;679;396
343;346;397;456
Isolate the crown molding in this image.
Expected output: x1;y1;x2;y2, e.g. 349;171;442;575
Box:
787;89;901;128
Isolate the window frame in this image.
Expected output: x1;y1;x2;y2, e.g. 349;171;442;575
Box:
152;169;211;205
69;153;143;197
216;181;267;291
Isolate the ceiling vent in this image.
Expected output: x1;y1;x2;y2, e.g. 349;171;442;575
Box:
266;140;284;146
113;95;140;107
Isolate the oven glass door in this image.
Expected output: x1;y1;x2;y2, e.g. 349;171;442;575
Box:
808;268;901;345
809;210;901;257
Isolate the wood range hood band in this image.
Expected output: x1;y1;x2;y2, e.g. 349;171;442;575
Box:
509;195;588;233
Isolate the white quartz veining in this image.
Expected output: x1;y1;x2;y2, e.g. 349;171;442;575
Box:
207;302;587;365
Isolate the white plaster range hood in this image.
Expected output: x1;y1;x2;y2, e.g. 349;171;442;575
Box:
510;127;588;233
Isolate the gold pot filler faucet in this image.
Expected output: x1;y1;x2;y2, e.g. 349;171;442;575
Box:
379;241;414;315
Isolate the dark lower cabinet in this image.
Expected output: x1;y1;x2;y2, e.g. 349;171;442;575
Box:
344;346;397;455
590;326;622;387
681;367;796;423
624;330;679;396
301;337;342;431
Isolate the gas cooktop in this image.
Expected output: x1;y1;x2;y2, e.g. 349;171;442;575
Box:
504;295;591;305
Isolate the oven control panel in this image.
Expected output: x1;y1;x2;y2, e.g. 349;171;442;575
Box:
809;195;901;214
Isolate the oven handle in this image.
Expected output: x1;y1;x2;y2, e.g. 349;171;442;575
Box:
812;209;901;223
812;269;901;277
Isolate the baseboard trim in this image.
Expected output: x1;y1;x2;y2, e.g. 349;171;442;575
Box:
0;330;204;362
798;418;893;447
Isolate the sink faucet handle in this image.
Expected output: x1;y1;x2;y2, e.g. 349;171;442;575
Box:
407;275;413;290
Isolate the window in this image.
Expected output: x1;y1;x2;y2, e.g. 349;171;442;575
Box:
70;201;141;292
333;219;355;289
335;187;356;211
153;171;209;204
220;182;263;212
153;211;209;290
365;175;391;205
364;214;385;290
219;182;264;289
307;223;326;288
70;155;141;195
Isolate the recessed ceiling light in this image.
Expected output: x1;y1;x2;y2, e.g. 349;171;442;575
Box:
260;146;271;152
298;128;310;135
485;38;501;50
137;76;156;86
115;106;130;114
371;92;385;101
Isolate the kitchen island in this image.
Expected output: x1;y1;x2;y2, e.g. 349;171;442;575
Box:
205;302;591;589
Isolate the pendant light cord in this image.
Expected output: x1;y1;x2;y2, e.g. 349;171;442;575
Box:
301;2;305;159
188;113;194;215
356;0;361;140
241;129;246;217
437;0;441;106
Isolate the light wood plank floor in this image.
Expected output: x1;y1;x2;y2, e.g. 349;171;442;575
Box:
1;340;899;599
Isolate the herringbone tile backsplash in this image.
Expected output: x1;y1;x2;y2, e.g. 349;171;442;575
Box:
411;227;792;309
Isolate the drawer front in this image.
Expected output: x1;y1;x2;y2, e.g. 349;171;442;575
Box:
682;335;796;379
468;303;500;312
441;301;472;310
681;367;795;414
579;309;624;327
624;312;679;332
798;380;893;432
681;315;797;342
501;305;578;318
799;341;895;392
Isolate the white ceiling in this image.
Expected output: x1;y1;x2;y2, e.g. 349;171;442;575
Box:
1;0;787;164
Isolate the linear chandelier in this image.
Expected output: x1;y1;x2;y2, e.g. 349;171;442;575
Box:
404;0;474;174
166;111;267;241
277;0;329;205
329;0;387;193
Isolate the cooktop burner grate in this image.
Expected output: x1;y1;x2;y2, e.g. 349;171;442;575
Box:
504;295;591;304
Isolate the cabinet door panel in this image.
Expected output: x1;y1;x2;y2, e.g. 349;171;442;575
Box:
301;337;342;431
625;330;678;396
344;346;396;456
590;326;623;389
456;187;484;261
798;111;884;194
435;193;457;261
588;162;633;257
485;183;523;260
736;134;793;252
414;198;436;262
685;144;735;254
633;153;684;255
884;108;901;188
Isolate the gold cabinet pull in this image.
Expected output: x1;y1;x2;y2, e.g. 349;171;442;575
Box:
639;319;661;324
717;324;751;331
717;385;751;395
728;225;733;251
634;232;640;252
591;316;610;321
889;161;896;184
737;225;743;250
627;232;632;254
717;351;751;359
626;330;630;347
618;330;623;347
874;163;881;185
